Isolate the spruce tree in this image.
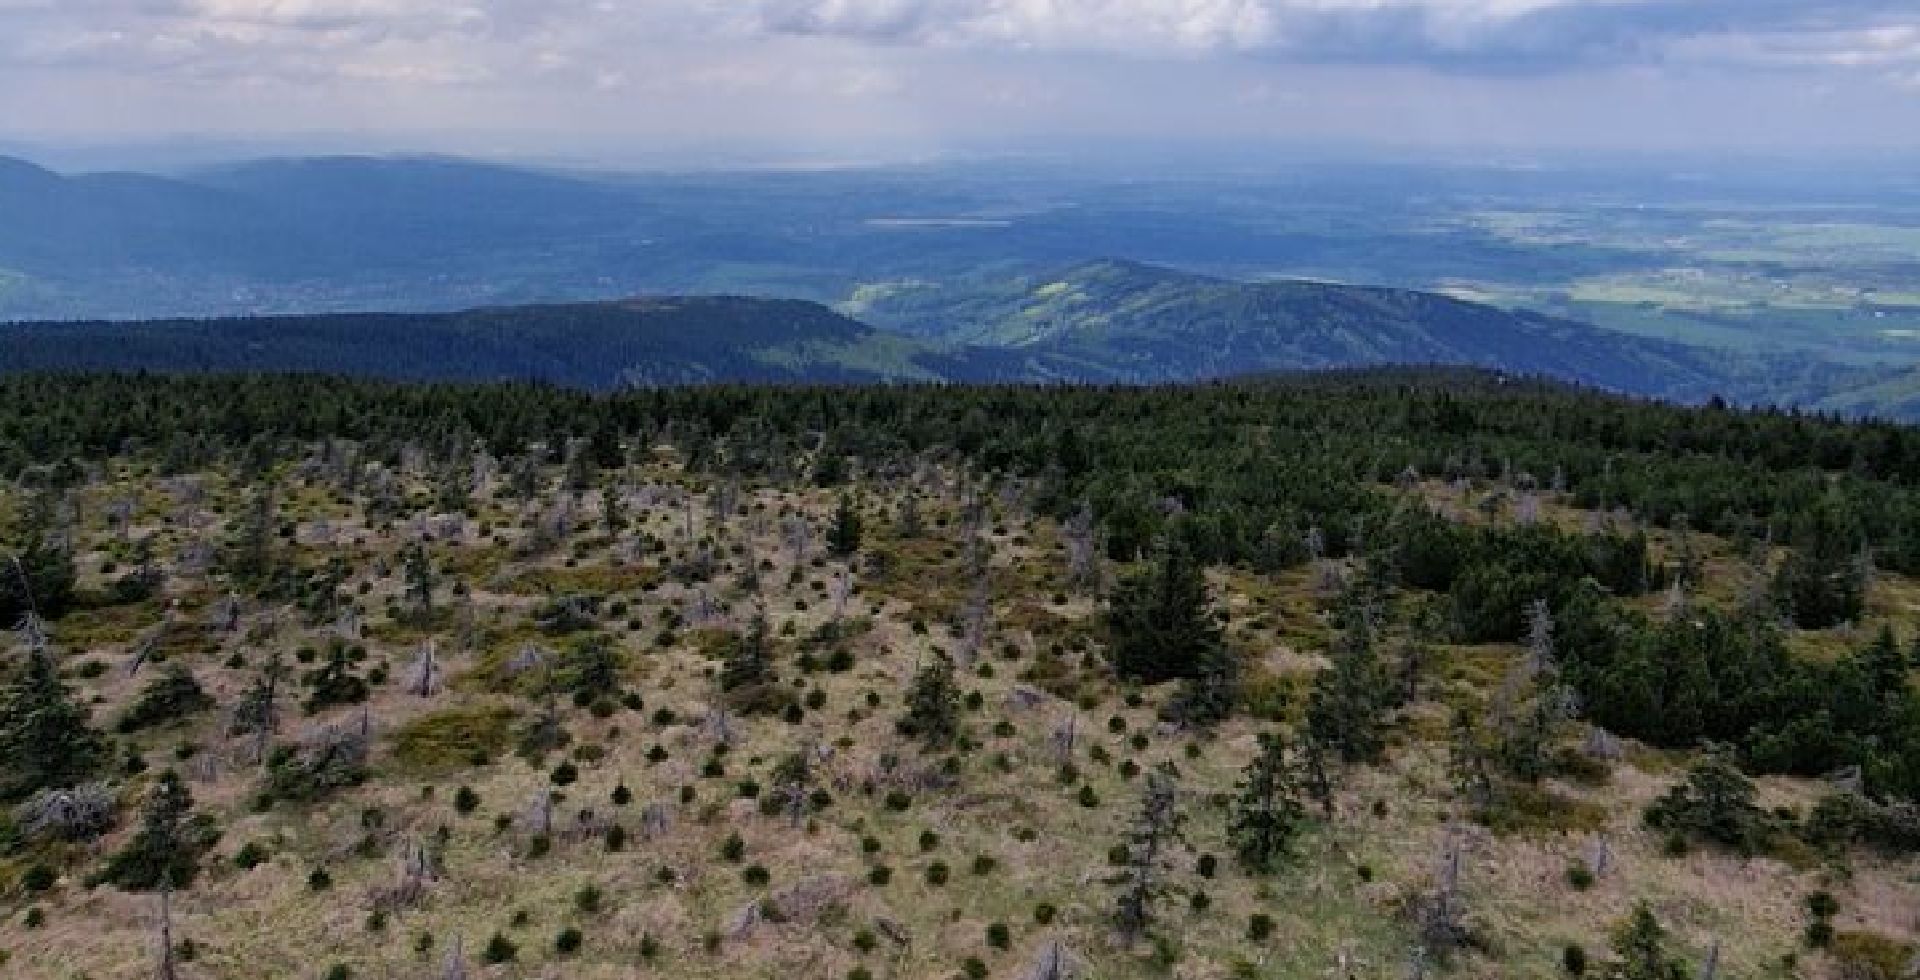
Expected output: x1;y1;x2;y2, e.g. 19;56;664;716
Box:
720;616;772;694
105;771;206;891
899;654;962;749
303;642;370;714
1644;746;1771;856
231;650;285;762
224;486;278;586
1304;623;1393;765
118;664;214;734
0;649;108;800
402;542;436;620
1602;903;1691;980
1229;732;1307;873
826;494;863;558
1106;536;1223;684
2;530;75;625
561;634;623;702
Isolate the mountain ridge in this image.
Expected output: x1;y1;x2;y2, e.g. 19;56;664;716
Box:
0;271;1900;417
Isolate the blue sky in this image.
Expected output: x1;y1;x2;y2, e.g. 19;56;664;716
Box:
2;0;1917;165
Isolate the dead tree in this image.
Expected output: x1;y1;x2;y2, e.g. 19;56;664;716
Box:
407;640;442;698
781;515;811;567
14;609;47;656
957;563;991;668
126;615;171;678
523;790;555;838
213;593;241;633
156;881;178;980
1414;830;1470;957
1063;504;1099;594
1023;938;1077;980
15;783;116;841
1051;714;1078;763
831;568;853;622
1587;833;1613;879
1112;765;1184;943
108;498;135;542
441;937;468;980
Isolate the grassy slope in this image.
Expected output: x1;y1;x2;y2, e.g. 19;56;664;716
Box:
2;459;1915;980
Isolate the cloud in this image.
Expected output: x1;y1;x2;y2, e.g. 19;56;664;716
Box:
4;0;1916;84
744;0;1920;74
2;0;1917;157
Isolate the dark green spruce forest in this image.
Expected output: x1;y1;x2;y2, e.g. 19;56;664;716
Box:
2;368;1918;979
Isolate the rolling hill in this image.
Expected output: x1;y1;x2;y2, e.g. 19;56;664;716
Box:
0;298;1019;389
0;266;1894;413
852;259;1870;402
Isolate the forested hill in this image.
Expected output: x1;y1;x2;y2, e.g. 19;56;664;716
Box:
0;298;1029;389
852;258;1860;402
0;275;1886;411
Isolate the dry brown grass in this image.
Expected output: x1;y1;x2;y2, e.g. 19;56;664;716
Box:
4;467;1917;980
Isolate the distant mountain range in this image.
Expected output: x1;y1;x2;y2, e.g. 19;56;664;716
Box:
0;258;1897;415
0;153;1910;417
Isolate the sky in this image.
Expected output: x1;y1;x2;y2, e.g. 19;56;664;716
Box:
2;0;1918;167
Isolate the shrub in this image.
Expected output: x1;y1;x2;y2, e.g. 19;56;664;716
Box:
574;885;603;914
21;863;56;892
987;922;1011;949
1566;860;1595;891
1562;943;1587;975
233;841;270;870
555;927;583;955
1248;914;1274;941
482;933;517;964
925;861;950;886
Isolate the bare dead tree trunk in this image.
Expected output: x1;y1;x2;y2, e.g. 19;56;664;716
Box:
441;935;467;980
1023;939;1074;980
156;881;178;980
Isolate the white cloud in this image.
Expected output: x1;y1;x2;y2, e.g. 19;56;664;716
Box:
1;0;1917;155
